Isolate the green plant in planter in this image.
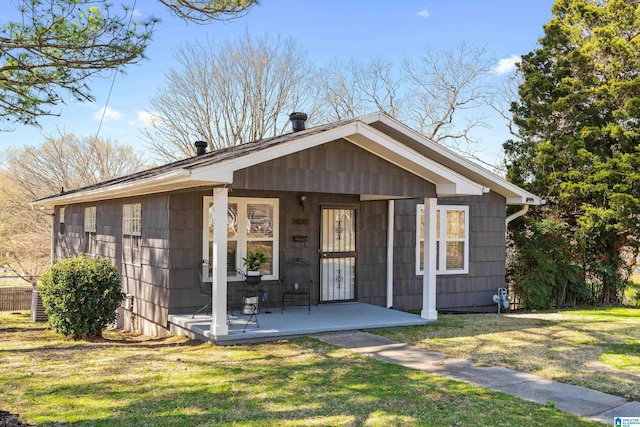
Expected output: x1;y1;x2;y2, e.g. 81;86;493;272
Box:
242;252;269;274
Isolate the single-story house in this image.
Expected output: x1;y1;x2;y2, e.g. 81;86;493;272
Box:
32;112;542;338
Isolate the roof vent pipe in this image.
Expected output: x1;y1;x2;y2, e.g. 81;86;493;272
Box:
194;140;208;156
289;112;307;132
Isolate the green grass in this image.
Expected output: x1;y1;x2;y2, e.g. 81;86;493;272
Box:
375;307;640;400
0;312;601;426
624;279;640;306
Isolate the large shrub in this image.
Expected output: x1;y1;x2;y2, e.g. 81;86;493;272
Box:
40;255;124;339
508;218;586;309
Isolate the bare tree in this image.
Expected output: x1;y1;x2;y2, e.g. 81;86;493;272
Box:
0;171;49;284
402;43;495;149
314;59;363;122
144;38;503;167
490;69;524;141
352;57;403;119
315;57;403;123
0;133;147;281
141;32;316;161
4;131;146;199
312;44;498;167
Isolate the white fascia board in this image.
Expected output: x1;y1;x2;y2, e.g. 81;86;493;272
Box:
346;123;485;197
506;195;545;205
188;167;234;183
367;114;544;205
31;169;193;207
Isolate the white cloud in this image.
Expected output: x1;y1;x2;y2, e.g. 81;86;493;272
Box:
94;106;122;121
492;55;520;74
417;9;430;18
136;110;163;127
132;9;143;17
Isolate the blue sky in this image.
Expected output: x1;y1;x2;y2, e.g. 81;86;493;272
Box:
0;0;555;166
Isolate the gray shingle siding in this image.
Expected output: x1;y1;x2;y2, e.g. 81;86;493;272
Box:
55;194;171;330
389;191;507;313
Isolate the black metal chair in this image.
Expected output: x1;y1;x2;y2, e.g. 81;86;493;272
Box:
281;258;311;314
192;259;212;318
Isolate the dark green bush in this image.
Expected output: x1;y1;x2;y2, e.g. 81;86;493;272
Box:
508;218;586;309
40;255;124;339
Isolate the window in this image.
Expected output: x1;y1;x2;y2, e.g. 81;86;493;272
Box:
123;203;141;265
59;207;66;235
84;207;97;255
416;204;469;275
203;197;279;281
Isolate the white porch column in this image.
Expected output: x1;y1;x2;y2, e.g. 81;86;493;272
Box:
421;197;438;320
386;200;394;308
211;187;229;336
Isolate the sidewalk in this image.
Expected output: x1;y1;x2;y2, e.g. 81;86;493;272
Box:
315;331;640;425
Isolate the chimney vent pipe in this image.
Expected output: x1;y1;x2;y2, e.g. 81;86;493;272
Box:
194;140;208;156
289;112;307;132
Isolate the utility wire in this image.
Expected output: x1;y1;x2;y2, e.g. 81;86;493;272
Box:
94;0;138;140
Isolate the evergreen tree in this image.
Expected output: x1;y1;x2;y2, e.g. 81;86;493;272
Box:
1;0;258;126
505;0;640;304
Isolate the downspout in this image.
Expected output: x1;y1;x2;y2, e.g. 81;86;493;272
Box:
50;210;55;265
386;200;394;308
505;205;529;236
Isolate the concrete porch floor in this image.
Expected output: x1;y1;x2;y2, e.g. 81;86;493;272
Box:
168;303;430;344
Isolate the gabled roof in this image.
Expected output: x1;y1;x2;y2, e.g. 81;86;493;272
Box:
32;113;543;207
361;113;543;205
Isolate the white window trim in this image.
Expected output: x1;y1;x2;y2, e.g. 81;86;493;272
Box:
122;203;142;266
416;204;469;276
84;206;97;256
203;196;279;282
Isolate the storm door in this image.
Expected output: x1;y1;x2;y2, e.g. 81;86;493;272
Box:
320;207;356;302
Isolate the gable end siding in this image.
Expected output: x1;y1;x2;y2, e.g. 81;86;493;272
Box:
232;139;437;198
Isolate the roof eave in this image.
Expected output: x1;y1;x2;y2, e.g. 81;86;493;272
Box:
30;169;221;207
364;114;545;206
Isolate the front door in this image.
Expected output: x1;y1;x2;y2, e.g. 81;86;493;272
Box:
320;207;356;302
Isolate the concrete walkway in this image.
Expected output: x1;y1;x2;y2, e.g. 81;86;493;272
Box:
315;331;640;425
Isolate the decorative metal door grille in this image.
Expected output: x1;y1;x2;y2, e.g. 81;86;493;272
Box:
321;208;356;301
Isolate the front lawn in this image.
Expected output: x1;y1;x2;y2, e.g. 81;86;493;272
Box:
375;308;640;401
0;311;600;426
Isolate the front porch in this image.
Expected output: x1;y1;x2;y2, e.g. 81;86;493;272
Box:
168;303;430;344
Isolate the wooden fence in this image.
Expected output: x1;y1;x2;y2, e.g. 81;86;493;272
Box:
0;286;33;311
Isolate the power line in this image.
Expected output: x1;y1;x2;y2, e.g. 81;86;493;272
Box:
94;0;138;140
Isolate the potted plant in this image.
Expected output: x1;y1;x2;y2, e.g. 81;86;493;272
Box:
242;252;269;285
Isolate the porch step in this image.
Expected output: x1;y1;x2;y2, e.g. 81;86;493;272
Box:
168;315;210;341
